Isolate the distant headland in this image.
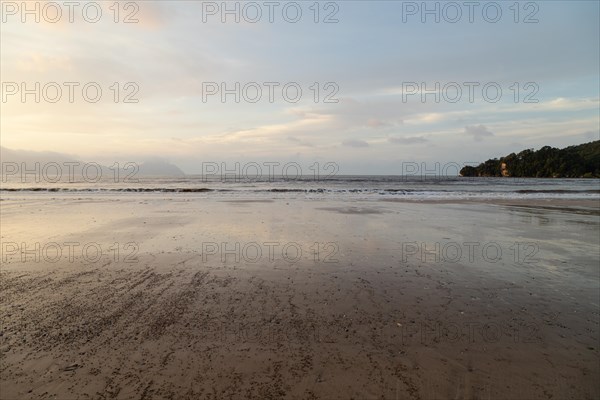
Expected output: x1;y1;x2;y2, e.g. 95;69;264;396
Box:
460;140;600;178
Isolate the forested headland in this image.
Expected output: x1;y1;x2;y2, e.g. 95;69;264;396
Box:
460;141;600;178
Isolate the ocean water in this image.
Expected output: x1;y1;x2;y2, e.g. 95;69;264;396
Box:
1;175;599;201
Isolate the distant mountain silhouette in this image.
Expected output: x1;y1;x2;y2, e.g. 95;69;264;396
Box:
0;147;186;178
137;159;185;177
0;147;78;165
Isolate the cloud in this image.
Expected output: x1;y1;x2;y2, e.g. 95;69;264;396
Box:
580;130;600;141
287;136;314;147
464;125;494;141
16;53;73;73
404;112;447;125
134;3;174;29
388;136;428;145
366;118;391;128
342;139;369;148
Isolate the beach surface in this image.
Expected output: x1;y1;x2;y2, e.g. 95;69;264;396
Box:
1;194;599;399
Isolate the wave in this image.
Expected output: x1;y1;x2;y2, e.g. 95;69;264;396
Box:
515;189;600;194
1;187;216;193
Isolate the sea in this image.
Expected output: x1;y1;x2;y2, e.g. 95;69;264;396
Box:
2;175;599;201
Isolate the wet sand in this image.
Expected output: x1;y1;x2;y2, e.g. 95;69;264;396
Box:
1;195;599;399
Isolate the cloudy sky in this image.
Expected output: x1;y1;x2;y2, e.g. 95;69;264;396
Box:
1;0;598;174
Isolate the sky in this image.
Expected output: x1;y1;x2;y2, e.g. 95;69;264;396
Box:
1;0;599;174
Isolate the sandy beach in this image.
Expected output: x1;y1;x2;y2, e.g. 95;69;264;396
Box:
1;194;598;399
